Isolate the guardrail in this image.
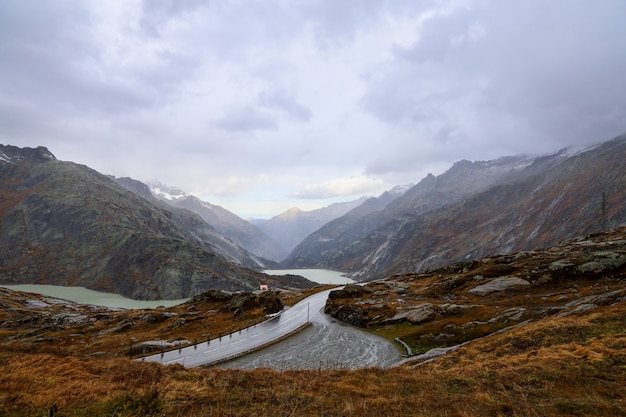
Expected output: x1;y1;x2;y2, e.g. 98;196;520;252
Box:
198;322;312;367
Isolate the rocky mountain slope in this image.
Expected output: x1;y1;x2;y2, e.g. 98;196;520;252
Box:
112;177;275;268
0;145;313;299
285;153;543;269
325;226;626;356
287;134;626;280
148;183;287;262
283;185;413;267
260;197;369;253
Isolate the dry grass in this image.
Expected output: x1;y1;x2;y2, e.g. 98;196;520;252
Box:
1;300;625;417
0;285;334;361
2;225;626;417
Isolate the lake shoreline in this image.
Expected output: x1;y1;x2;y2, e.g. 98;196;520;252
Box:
0;284;188;309
263;268;355;285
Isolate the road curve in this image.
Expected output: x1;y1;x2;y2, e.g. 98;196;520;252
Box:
219;295;402;370
140;289;332;368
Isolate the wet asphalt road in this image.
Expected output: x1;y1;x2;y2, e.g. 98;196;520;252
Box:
142;289;402;369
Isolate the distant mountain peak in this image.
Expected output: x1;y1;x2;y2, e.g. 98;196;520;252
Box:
262;198;369;252
147;180;189;201
283;207;302;216
388;183;414;196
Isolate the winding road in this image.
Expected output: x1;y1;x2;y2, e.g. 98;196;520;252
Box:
141;289;332;368
141;288;402;369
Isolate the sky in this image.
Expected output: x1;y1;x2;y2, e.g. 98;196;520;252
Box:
1;0;625;219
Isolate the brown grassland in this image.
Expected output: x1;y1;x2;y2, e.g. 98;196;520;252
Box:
2;227;626;416
1;291;625;416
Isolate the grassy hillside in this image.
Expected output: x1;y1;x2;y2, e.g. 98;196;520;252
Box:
1;300;624;416
1;230;625;416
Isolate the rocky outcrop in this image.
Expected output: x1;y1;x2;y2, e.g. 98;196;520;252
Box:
328;284;373;300
401;304;436;324
326;304;368;327
224;291;284;316
324;227;626;355
468;277;530;296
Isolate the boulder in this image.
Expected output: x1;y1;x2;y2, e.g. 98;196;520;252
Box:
488;307;526;323
577;262;608;274
405;303;436;324
439;303;479;314
468;276;530;296
328;285;372;300
329;304;367;327
549;260;575;271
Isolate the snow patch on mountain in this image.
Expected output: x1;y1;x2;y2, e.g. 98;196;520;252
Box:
0;151;12;163
388;184;414;196
147;181;189;201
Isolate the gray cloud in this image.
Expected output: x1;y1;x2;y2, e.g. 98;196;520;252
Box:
258;89;312;122
1;0;625;218
214;106;278;132
361;0;626;165
140;0;207;36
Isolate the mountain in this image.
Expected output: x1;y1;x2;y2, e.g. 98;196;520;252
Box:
260;197;370;253
286;134;626;280
112;177;277;268
285;154;540;269
0;145;313;300
147;182;287;262
283;185;412;267
247;218;268;227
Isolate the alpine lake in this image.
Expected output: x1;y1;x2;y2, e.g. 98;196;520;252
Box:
1;269;353;309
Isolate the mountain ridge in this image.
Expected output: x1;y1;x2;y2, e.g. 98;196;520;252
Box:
259;196;370;253
144;181;288;262
0;145;313;299
284;134;626;280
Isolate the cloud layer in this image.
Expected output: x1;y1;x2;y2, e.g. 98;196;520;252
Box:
1;0;625;217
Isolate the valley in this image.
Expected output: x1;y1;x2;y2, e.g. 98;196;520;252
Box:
3;1;625;415
1;138;626;416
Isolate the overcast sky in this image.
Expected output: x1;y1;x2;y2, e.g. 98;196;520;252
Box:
1;1;625;218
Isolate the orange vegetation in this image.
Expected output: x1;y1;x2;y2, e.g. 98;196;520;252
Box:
1;298;624;416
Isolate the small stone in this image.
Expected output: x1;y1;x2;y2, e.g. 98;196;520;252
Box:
536;275;553;285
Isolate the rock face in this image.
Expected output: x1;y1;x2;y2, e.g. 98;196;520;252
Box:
146;184;288;263
283;186;409;267
285;134;626;280
113;177;269;270
468;277;530;296
285;153;549;271
0;145;314;300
